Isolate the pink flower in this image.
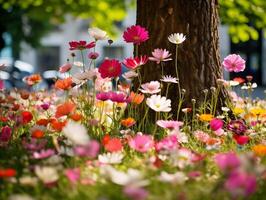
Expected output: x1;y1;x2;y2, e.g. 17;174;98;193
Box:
123;25;149;45
156;120;183;130
40;103;50;111
59;63;72;73
149;49;172;64
0;80;4;90
214;152;240;171
69;40;95;51
65;168;80;184
225;171;256;197
210;118;224;131
96;92;111;101
123;186;149;200
139;81;160;94
194;130;210;143
33;149;55;159
123;55;148;70
129;134;154;153
88;52;99;60
155;135;179;151
98;59;122;78
109;92;128;103
0;126;12;142
74;140;100;157
222;54;246;72
233;135;249;145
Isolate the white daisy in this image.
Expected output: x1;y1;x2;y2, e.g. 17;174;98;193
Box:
168;33;186;45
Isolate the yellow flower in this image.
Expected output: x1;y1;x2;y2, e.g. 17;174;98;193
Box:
249;108;266;115
199;114;213;122
233;107;244;115
252;144;266;156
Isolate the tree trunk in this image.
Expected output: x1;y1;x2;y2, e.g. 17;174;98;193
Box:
136;0;228;114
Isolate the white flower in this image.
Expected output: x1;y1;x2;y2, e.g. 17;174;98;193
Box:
62;120;89;145
170;130;188;143
168;33;186;45
35;166;59;184
98;152;124;164
88;27;108;40
229;80;239;86
158;171;188;184
139;81;161;94
122;71;138;80
160;75;178;83
221;107;230;112
8;194;35;200
101;166;149;187
19;176;38;186
146;95;171;112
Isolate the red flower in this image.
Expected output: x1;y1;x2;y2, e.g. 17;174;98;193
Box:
22;111;33;124
69;40;95;51
104;138;123;152
98;59;122;78
123;25;149;45
0;168;16;178
233;135;250;145
0;126;12;142
233;77;245;84
123;55;148;70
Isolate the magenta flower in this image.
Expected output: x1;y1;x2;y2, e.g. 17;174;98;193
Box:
155;135;179;151
69;40;95;51
156;120;183;130
129;134;154;153
227;120;247;135
74;140;100;158
96;92;111;101
149;49;172;64
0;126;12;142
214;152;240;171
225;171;257;197
98;59;122;78
222;54;246;72
109;92;128;103
123;55;148;70
59;63;72;73
123;186;149;200
123;25;149;45
0;80;4;90
88;52;99;60
65;168;80;184
210;118;224;131
40;103;50;111
33;149;55;159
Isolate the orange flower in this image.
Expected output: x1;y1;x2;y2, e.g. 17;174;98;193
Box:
121;117;136;127
55;101;76;118
54;77;73;90
233;77;245;84
129;92;144;105
70;113;82;121
199;114;213;122
50;119;67;132
253;144;266;156
36;118;49;126
24;74;42;86
31;129;45;139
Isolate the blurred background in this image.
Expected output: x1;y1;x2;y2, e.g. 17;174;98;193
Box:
0;0;265;97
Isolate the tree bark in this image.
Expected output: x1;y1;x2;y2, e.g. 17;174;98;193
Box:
136;0;228;114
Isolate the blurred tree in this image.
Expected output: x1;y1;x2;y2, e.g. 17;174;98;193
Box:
0;0;126;59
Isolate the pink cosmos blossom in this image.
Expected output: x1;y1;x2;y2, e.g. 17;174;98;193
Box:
149;49;172;64
69;40;95;51
155;135;179;151
156;120;183;130
0;80;4;90
193;130;210;143
59;63;72;73
123;55;148;70
74;140;100;157
22;138;47;152
109;92;128;103
0;126;12;142
123;25;149;45
214;152;240;171
123;186;149;200
88;52;99;60
98;59;122;78
96;92;111;101
222;54;246;72
33;149;55;159
65;168;80;184
210;118;224;131
139;81;161;94
129;134;154;153
225;171;257;197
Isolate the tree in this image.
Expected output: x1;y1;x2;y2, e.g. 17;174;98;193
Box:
0;0;127;59
136;0;228;116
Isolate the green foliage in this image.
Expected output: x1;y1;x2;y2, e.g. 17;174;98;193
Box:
220;0;266;43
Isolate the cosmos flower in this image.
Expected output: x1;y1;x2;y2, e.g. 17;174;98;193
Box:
129;134;154;153
168;33;186;45
123;55;148;70
123;25;149;45
59;63;72;73
139;81;161;94
88;27;108;40
160;75;178;83
35;166;59;184
98;152;124;164
156;120;183;130
149;49;172;64
128;92;145;105
210;118;224;131
122;71;138;80
146;95;171;112
65;168;80;184
74;140;100;157
0;126;12;142
123;186;149;200
227;120;247;135
33;149;55;159
54;77;73;90
55;101;76;118
23;74;42;86
214;152;240;171
222;54;246;72
69;40;95;51
88;52;99;60
98;59;122;78
158;171;188;184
